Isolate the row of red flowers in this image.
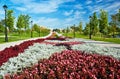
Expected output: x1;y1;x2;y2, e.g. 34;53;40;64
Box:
0;32;68;66
4;50;120;79
0;39;45;66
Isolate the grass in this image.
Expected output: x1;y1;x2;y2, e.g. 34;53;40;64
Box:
0;31;50;44
62;32;120;44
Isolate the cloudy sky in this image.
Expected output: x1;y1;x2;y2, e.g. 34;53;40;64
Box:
0;0;120;29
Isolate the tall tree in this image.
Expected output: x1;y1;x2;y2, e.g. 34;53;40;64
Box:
84;23;90;35
99;9;108;36
16;14;25;35
32;24;40;37
78;22;82;34
90;12;99;36
109;15;117;38
0;20;5;33
89;12;99;39
23;15;30;30
6;10;14;32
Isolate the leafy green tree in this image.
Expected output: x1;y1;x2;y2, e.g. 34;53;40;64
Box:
84;23;90;35
92;12;99;36
16;14;25;35
32;24;40;37
23;15;30;30
78;22;82;34
6;10;15;32
0;20;5;32
99;9;109;36
89;12;99;39
109;15;117;37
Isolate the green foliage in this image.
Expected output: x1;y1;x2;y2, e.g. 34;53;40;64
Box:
32;24;40;33
6;10;15;32
78;22;82;34
16;14;25;29
16;14;30;35
53;29;60;33
84;23;90;35
99;9;108;35
90;12;99;35
0;20;5;32
24;15;30;30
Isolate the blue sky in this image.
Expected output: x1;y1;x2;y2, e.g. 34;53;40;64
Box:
0;0;120;29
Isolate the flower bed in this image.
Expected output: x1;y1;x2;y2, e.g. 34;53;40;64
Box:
4;50;120;79
0;39;45;66
0;43;66;77
72;43;120;59
0;36;120;79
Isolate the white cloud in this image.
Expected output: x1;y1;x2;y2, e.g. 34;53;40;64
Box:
34;15;81;29
75;4;82;9
34;17;60;28
10;0;34;4
86;0;92;5
16;7;27;12
64;10;74;16
11;0;75;14
96;0;103;3
105;2;120;12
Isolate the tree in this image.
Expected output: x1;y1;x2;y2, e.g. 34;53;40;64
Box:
16;14;25;35
32;24;40;37
89;12;99;39
6;10;14;32
84;23;90;35
78;22;82;34
16;14;31;35
23;15;30;30
0;20;5;33
109;15;117;38
99;9;109;36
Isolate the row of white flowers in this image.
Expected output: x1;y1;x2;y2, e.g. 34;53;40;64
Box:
45;39;120;59
72;43;120;60
0;43;66;76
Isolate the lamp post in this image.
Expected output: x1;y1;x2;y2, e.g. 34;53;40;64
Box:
66;27;68;37
31;21;33;38
89;16;92;39
73;24;75;38
39;26;40;37
3;5;8;42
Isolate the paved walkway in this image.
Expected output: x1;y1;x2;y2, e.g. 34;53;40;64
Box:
0;34;120;51
0;31;53;51
74;38;120;49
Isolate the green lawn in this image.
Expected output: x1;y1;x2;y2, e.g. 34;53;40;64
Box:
0;31;49;43
62;32;120;44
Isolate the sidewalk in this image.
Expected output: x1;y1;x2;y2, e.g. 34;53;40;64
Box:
73;38;120;49
0;30;53;51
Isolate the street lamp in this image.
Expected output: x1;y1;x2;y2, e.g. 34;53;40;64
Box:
66;27;68;37
3;5;8;42
89;16;92;39
39;26;40;37
73;24;75;38
31;21;33;38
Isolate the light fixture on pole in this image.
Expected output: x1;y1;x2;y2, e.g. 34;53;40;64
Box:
3;4;8;42
31;21;33;38
89;16;92;39
73;24;75;38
